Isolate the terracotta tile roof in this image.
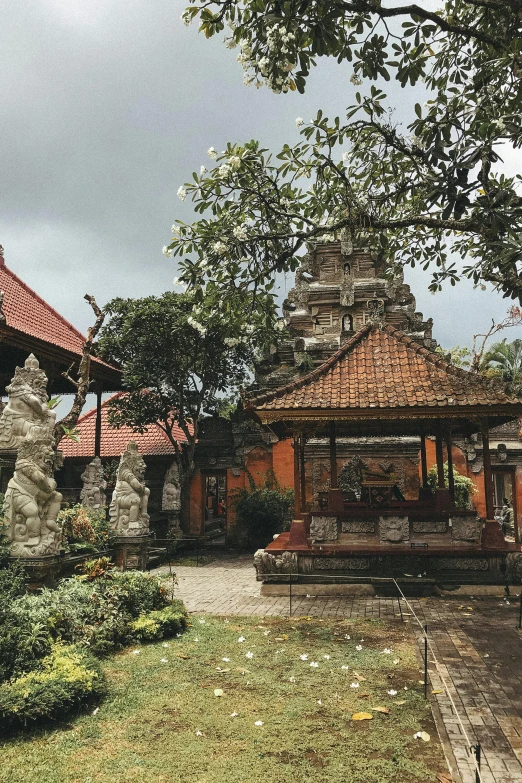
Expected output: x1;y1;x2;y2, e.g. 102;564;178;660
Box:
60;393;191;458
248;324;520;413
0;260;117;373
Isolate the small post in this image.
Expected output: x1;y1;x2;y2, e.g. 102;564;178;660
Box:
289;575;293;618
424;625;428;700
196;538;199;567
397;587;404;621
473;743;481;783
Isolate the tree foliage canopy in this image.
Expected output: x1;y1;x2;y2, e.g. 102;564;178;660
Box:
97;291;278;467
170;1;522;304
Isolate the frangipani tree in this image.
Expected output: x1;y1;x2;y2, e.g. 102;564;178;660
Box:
167;1;522;304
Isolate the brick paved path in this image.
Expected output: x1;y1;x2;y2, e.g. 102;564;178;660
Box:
154;554;522;783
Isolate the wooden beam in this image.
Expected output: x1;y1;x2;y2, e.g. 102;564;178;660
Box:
445;428;455;502
293;434;301;518
481;421;495;520
329;420;338;490
419;426;428;488
435;424;445;489
94;380;103;458
300;433;307;513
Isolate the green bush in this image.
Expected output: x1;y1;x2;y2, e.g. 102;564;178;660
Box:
427;462;476;509
130;601;187;641
0;643;106;732
58;503;111;552
230;482;294;550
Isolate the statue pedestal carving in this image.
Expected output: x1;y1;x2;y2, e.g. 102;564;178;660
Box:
10;554;63;589
112;534;150;571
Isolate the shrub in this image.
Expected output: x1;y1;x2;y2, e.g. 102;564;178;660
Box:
130;602;187;641
427;462;476;509
58;504;111;552
0;643;106;732
230;483;294;550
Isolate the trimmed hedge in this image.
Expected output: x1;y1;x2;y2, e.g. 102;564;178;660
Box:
130;601;187;641
0;643;106;732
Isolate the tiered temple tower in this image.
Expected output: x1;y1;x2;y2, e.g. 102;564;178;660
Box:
255;242;436;389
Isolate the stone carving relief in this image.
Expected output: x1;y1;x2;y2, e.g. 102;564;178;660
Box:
341;519;375;534
451;516;483;543
338;457;367;499
379;516;410;543
162;462;181;512
314;557;370;570
311;459;330;503
434;558;488;571
412;519;446;534
0;355;56;451
80;456;107;510
497;444;508;462
3;424;63;557
506;553;522;583
310;516;338;542
366;297;385;325
253;549;297;579
470;458;484;475
109;442;150;537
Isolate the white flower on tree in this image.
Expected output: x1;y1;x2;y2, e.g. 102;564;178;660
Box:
233;225;248;241
295;117;304;127
212;241;228;256
177;186;187;201
207;147;218;158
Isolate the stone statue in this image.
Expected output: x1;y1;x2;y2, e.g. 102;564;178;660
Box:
162;462;181;512
253;549;297;579
109;442;150;536
3;424;63;557
0;354;56;451
80;456;107;510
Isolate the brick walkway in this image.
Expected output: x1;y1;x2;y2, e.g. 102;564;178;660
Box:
153;554;522;783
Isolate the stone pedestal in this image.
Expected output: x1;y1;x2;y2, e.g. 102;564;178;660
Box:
112;535;150;571
482;519;507;549
11;554;63;589
287;519;309;549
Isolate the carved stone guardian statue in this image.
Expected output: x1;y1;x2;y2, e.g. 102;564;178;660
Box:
162;462;181;513
80;456;107;510
2;424;63;557
0;354;56;451
109;442;150;537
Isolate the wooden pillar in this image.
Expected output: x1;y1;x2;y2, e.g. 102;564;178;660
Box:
300;432;307;513
95;380;103;458
481;421;495;520
445;428;455;502
329;421;338;490
419;427;428;488
293;433;302;518
435;424;445;489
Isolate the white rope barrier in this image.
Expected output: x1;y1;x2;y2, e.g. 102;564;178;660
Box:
392;579;482;783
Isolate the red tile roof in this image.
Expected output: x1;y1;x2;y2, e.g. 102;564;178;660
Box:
248;324;521;413
0;259;117;374
60;394;191;458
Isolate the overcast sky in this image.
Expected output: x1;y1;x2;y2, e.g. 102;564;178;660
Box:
1;0;521;359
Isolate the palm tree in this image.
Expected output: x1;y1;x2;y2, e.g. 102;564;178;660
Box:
482;339;522;396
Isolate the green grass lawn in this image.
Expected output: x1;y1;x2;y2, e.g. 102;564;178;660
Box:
0;615;448;783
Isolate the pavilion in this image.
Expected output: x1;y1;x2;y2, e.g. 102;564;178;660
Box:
247;322;522;590
0;246;122;456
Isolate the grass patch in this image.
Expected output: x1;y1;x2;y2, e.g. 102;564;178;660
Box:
0;615;448;783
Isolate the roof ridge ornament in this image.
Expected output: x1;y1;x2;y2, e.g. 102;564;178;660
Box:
366;294;385;327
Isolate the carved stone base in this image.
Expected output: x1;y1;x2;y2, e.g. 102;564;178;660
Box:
9;554;63;589
112;535;150;571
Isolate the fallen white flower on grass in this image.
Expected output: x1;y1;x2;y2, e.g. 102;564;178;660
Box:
254;720;264;727
387;689;398;696
214;689;224;697
317;699;322;705
289;676;296;683
344;635;351;640
162;643;169;648
196;730;203;736
92;707;99;716
194;638;199;642
238;636;246;643
356;645;363;651
382;649;392;655
323;654;331;660
222;657;230;662
350;682;360;689
230;712;239;718
263;630;270;636
310;661;319;668
300;654;308;661
199;619;206;624
414;731;430;742
132;649;141;655
393;658;400;664
160;658;168;663
341;665;350;670
246;651;254;659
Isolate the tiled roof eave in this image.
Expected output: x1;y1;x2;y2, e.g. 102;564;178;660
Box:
255;402;522;419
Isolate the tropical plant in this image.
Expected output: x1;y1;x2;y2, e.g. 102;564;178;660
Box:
230;478;294;549
427;462;476;509
168;1;522;309
58;504;110;552
482;339;522;395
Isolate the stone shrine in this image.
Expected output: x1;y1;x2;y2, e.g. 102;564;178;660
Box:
80;456;107;510
110;441;150;569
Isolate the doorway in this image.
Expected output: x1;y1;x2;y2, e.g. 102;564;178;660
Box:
204;473;227;535
492;467;518;543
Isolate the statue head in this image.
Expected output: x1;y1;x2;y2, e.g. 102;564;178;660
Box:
118;441;146;481
6;354;49;403
16;423;57;472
